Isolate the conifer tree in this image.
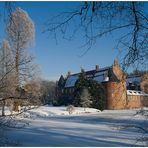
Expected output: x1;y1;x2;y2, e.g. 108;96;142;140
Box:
74;71;89;106
80;88;92;111
74;70;106;110
89;80;106;110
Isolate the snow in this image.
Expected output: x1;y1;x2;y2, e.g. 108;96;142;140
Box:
2;106;148;146
127;90;148;96
93;70;109;83
20;106;100;118
0;106;12;116
64;67;110;87
98;66;111;71
65;75;79;87
126;76;141;85
93;74;104;82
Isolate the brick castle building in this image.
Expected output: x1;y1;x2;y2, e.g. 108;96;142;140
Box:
56;60;148;109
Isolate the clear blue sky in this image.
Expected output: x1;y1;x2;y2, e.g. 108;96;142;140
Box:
0;2;147;81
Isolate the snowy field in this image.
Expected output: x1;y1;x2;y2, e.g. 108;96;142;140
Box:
2;106;148;146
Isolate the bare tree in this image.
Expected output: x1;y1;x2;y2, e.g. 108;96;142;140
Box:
0;6;37;146
140;73;148;93
24;78;42;105
0;40;18;145
6;8;35;88
3;2;16;22
45;2;148;71
40;80;56;105
0;40;16;116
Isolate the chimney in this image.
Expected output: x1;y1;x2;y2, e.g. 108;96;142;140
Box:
67;71;71;77
113;59;119;66
81;67;85;73
96;65;99;71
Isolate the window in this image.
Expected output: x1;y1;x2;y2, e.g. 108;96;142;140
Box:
72;88;75;92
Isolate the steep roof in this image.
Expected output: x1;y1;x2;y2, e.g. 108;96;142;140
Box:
65;75;79;88
58;75;65;87
126;75;142;86
64;66;111;88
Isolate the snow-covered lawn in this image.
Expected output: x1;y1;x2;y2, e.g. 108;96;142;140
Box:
3;106;148;146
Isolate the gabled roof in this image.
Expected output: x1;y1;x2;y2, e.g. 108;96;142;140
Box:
126;75;142;86
64;66;111;88
58;75;65;87
65;75;79;88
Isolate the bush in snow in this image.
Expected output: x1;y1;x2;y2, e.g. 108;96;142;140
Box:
80;88;92;111
66;105;75;114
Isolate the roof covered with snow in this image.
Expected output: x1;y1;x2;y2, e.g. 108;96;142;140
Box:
64;66;111;88
126;75;142;85
127;90;148;96
93;70;109;83
65;75;79;88
63;66;144;89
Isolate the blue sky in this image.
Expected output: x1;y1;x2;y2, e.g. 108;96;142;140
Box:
0;2;147;81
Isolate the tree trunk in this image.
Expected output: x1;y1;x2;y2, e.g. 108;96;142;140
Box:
2;100;6;116
15;47;19;88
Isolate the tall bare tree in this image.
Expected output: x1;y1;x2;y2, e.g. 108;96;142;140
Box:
24;78;42;105
0;40;16;116
140;73;148;93
40;80;56;105
0;6;37;146
45;2;148;71
6;8;35;88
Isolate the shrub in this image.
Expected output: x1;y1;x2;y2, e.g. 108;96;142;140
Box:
66;105;75;114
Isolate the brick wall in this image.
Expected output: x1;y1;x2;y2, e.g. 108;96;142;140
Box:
105;81;127;109
104;60;127;109
127;95;148;109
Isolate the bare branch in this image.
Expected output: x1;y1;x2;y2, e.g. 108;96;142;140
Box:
45;1;148;70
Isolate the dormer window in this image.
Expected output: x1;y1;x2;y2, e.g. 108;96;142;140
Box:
103;71;109;81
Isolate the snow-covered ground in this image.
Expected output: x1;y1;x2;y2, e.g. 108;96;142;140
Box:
2;106;148;146
21;105;100;117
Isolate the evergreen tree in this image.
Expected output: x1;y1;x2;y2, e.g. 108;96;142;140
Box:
80;88;92;111
74;71;89;106
89;80;106;110
74;71;106;110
